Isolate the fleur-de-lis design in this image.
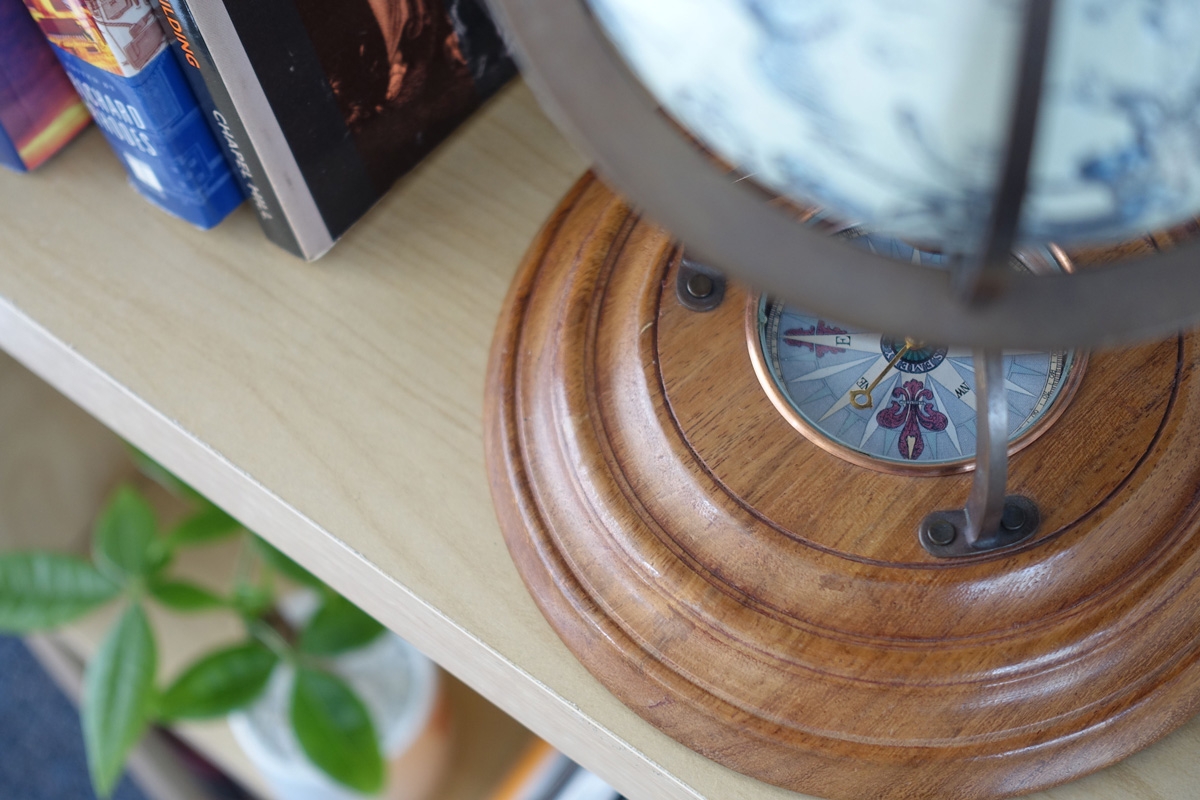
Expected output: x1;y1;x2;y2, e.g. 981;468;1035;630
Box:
876;379;948;460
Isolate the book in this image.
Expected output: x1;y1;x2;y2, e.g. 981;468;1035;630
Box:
156;0;516;260
0;0;90;172
488;739;624;800
22;0;242;229
149;0;298;255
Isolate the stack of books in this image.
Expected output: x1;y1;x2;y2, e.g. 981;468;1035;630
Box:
22;0;242;229
10;0;515;257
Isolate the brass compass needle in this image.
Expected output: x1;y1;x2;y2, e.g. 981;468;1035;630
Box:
850;341;914;410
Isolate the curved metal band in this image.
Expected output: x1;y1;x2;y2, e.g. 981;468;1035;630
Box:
489;0;1200;349
917;349;1039;557
964;349;1009;543
957;0;1054;302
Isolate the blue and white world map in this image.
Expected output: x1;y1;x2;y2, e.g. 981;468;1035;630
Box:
587;0;1200;246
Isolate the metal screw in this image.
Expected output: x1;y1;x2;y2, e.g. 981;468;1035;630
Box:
927;519;956;546
686;272;714;299
1001;502;1027;532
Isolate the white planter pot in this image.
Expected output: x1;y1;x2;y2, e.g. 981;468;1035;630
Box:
229;602;450;800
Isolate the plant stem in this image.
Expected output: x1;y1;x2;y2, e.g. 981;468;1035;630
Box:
247;616;295;662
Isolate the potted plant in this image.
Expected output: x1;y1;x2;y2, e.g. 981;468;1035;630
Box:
0;452;448;799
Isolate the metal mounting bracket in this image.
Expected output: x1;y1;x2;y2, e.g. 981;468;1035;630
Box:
919;348;1040;557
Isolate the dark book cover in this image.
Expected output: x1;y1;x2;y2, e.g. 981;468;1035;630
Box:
150;0;300;254
0;0;90;172
177;0;516;259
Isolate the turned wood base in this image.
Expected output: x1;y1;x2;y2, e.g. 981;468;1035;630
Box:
484;173;1200;799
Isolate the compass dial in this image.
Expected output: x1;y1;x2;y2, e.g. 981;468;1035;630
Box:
750;234;1085;475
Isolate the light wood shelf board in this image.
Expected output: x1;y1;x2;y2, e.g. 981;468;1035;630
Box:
2;82;1198;800
0;352;533;800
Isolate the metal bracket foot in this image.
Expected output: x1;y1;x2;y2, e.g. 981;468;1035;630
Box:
676;256;725;312
920;495;1039;557
918;348;1040;557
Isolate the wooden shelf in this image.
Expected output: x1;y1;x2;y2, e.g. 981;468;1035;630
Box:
0;350;532;799
2;81;1198;800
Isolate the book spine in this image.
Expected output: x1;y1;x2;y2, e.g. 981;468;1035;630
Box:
151;0;301;256
0;127;23;172
0;0;90;172
21;0;241;229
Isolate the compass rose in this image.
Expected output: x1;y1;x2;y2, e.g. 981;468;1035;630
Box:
749;231;1084;474
756;297;1081;473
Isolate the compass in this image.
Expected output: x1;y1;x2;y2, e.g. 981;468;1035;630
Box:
751;234;1085;475
484;174;1200;800
481;0;1200;797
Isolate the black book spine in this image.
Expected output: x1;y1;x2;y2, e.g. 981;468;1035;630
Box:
151;0;302;257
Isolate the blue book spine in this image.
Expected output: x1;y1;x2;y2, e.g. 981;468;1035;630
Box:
23;0;241;228
0;129;21;172
1;0;91;172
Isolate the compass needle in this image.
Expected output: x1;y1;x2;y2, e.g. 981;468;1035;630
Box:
850;342;913;409
820;355;892;420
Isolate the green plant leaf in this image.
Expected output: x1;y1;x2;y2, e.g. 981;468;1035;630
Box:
0;553;120;632
253;537;323;589
93;486;161;581
148;579;224;612
158;641;278;720
299;594;384;656
232;583;273;617
165;505;242;549
83;602;156;798
290;667;383;794
126;445;204;503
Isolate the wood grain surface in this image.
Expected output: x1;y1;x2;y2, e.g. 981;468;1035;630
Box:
487;172;1200;799
3;81;1200;800
0;86;723;800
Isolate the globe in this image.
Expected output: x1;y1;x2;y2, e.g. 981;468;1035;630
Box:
588;0;1200;247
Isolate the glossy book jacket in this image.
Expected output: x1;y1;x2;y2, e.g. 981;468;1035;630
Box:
155;0;516;259
0;0;90;172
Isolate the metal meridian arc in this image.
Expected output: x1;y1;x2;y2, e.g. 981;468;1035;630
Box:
489;0;1200;349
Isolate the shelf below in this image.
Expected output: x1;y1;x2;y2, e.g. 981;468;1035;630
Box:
0;350;533;799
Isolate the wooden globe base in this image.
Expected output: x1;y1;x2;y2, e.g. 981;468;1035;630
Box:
484;173;1200;800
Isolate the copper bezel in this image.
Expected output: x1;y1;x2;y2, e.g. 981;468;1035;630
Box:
745;244;1088;476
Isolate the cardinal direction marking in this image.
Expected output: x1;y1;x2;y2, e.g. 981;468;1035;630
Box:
930;361;976;411
782;330;882;356
947;358;1034;397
